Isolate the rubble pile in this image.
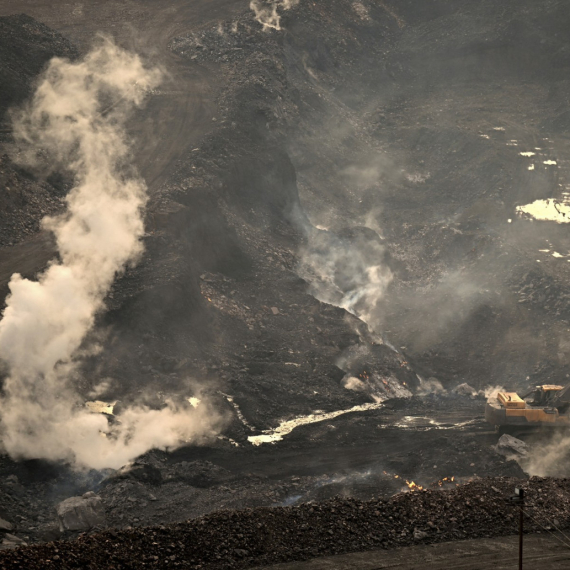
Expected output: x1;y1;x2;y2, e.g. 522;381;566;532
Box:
56;493;106;534
0;477;569;569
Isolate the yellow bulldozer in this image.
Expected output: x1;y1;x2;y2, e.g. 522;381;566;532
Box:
486;384;570;433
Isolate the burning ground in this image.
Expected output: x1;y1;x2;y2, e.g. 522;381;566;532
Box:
1;0;570;564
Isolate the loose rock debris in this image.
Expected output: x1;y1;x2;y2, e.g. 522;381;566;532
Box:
1;477;569;569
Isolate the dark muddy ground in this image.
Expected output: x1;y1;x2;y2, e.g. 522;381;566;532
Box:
1;0;570;561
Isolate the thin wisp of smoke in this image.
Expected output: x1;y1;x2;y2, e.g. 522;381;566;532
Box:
417;376;446;396
0;37;222;470
250;0;299;31
520;432;570;478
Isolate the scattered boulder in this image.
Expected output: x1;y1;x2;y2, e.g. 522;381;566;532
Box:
453;383;477;397
0;534;26;551
413;528;428;540
56;492;106;532
38;523;62;543
0;518;13;532
495;434;528;456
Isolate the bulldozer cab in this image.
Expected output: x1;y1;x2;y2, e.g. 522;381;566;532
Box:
522;385;564;407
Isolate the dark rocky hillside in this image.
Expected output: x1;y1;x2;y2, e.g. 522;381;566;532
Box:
0;0;570;563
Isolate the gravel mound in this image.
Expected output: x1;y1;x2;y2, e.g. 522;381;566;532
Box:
1;476;569;569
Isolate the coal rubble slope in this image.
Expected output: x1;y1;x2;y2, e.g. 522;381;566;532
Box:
0;477;568;569
2;0;570;428
115;0;570;427
0;14;75;264
173;0;570;392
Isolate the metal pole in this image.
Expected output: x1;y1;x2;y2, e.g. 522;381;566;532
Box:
519;497;524;570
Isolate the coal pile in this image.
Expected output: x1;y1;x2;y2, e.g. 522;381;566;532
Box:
1;477;569;569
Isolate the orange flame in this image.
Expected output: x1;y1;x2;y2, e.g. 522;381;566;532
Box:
435;476;456;487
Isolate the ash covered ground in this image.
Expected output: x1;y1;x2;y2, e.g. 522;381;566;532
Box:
0;0;570;565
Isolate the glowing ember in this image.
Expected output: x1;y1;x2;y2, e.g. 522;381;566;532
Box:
435;476;456;487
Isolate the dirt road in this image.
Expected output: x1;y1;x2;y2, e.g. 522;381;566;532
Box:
258;533;570;570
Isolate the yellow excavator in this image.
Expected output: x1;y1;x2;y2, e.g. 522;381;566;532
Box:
486;384;570;433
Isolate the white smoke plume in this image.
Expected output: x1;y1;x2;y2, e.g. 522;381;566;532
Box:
250;0;300;31
482;385;506;399
299;228;393;327
0;37;222;470
520;433;570;477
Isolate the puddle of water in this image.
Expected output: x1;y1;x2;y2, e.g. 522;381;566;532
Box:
544;160;558;166
516;199;570;223
188;397;201;408
528;164;535;171
493;127;505;131
390;416;478;431
519;152;536;157
85;400;115;415
552;252;565;258
248;402;384;446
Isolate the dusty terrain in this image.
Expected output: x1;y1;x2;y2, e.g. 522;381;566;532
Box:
0;0;570;566
259;534;570;569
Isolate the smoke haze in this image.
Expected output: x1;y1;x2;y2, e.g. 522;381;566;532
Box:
299;227;393;328
0;37;222;470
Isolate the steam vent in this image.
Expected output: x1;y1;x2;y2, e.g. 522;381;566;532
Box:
2;1;570;568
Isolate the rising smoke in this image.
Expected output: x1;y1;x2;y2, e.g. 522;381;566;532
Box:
520;432;570;478
250;0;299;31
0;37;223;470
298;227;393;326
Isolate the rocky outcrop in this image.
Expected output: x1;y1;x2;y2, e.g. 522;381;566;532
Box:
56;492;106;533
496;434;528;457
0;518;13;533
0;534;26;551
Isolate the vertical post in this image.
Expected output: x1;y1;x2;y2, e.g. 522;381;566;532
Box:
517;488;524;570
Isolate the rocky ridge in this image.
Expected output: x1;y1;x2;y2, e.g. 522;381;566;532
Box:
0;476;569;569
